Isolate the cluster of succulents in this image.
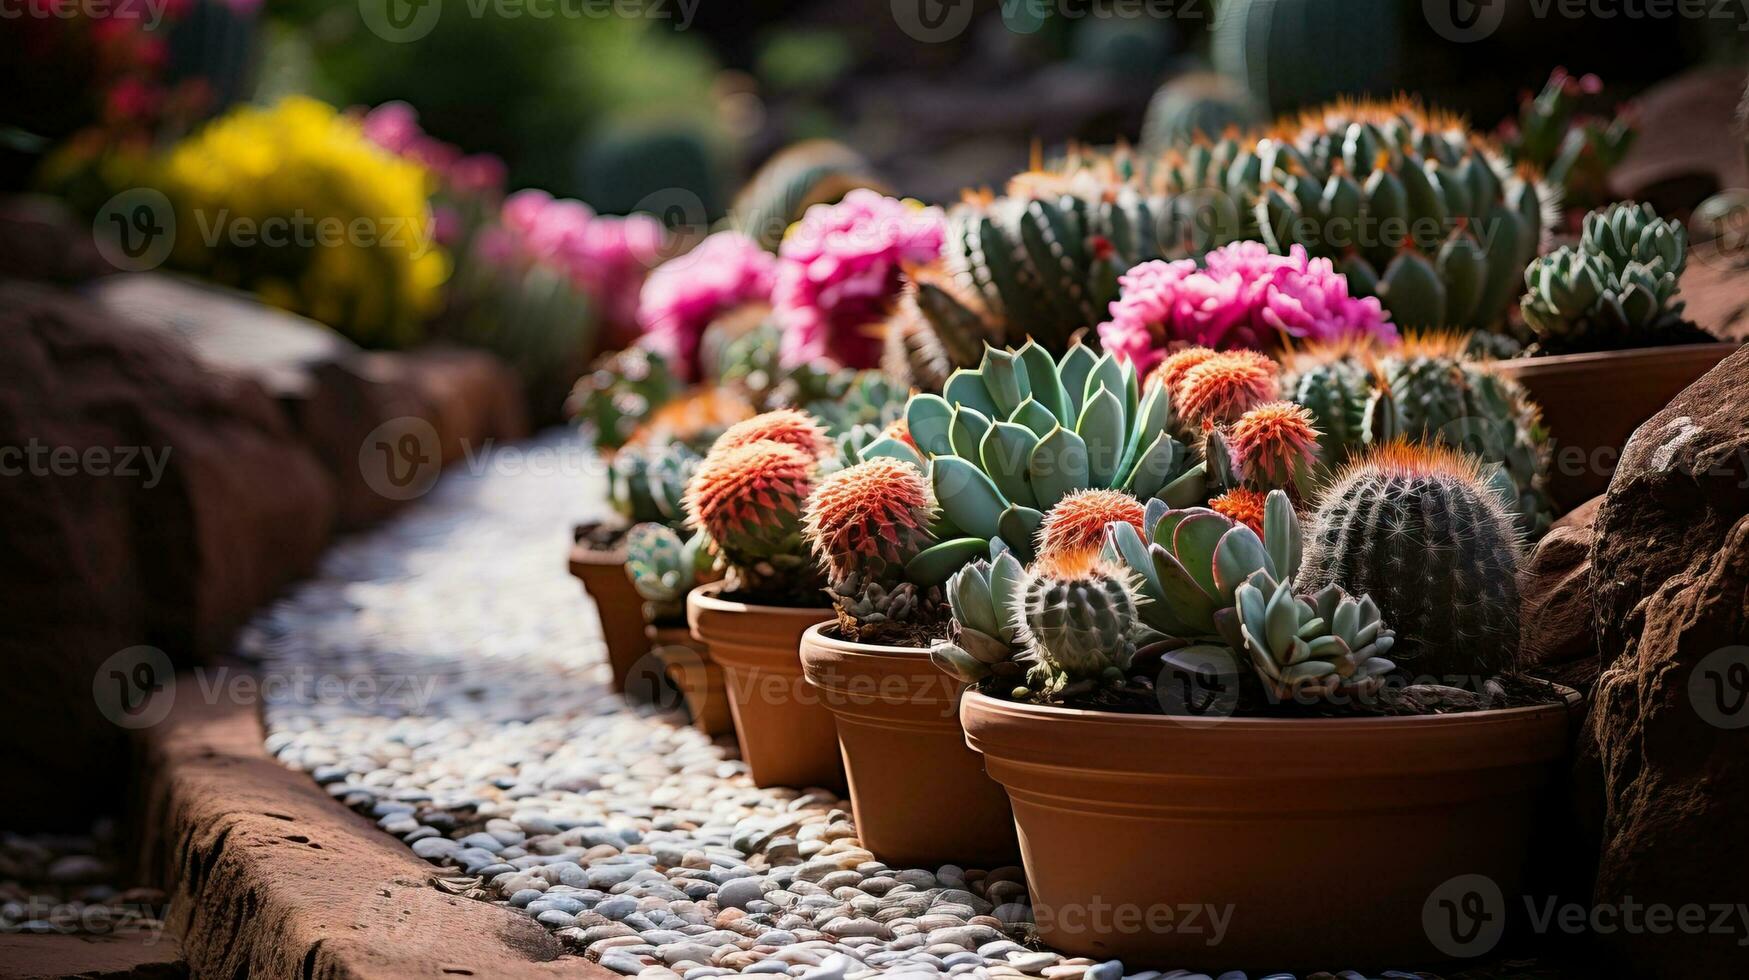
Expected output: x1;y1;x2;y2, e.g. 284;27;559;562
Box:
682;410;836;602
1280;335;1553;534
609;442;700;527
897;342;1202;565
1520;202;1706;354
1498;69;1636;219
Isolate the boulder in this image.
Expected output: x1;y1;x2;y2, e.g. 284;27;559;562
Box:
1518;496;1604;694
0;282;336;826
1577;345;1749;975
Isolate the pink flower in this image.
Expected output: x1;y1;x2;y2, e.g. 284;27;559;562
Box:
773;189;945;369
636;231;777;381
1096;242;1398;370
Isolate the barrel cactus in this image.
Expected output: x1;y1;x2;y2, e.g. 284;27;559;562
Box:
1018;557;1141;691
1299;444;1523;685
801;456;949;641
625;523;718;623
683;425;826;601
1227;401;1321;490
902;341;1201;564
710;408;835;462
1036;489;1147;570
1281;335;1553;535
1520;201;1706;353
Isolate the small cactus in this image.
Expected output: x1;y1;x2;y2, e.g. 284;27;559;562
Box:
802;457;944;639
1174;350;1280;428
1036;489;1147;570
1300;443;1523;685
1019;557;1140;688
1228;401;1321;489
684;437;823;600
712;408;834;461
625;523;718;622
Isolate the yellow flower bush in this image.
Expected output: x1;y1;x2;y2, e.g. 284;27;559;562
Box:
158;96;449;348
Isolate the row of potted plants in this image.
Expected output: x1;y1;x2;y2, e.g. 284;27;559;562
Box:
561;93;1737;969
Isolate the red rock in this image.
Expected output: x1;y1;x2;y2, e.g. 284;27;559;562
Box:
1518;497;1603;694
0;282;336;827
1577;345;1749;975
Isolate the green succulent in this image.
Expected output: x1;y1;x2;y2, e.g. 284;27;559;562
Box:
930;553;1027;686
1499;71;1635;215
1520;202;1703;353
609;443;700;527
571;347;684;451
897;341;1201;565
1231;578;1396;702
624;523;716;622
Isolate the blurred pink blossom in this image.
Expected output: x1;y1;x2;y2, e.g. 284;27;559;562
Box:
636;231;777;381
1097;242;1398;374
772;189;945;369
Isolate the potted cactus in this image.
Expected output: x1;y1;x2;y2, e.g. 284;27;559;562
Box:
1495;201;1737;506
945;452;1579;970
682;410;843;789
568;441;700;694
624;524;729;736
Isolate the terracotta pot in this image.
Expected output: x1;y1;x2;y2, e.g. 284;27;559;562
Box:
686;583;841;790
799;624;1020;869
1495;342;1737;508
650;623;733;737
961;688;1581;971
567;542;648;694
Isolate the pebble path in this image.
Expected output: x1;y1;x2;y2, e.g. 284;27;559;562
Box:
242;433;1417;980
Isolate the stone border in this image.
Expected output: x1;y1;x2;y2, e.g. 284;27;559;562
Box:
132;665;614;979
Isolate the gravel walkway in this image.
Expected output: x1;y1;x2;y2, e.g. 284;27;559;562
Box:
242;433;1407;980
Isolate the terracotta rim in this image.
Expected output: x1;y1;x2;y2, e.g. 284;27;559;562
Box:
687;581;832;674
1492;340;1737;375
799;623;963;722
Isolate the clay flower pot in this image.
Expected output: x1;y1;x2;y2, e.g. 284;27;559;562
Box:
567;542;649;694
686;582;841;790
961;688;1581;970
649;623;733;737
799;624;1020;869
1495;342;1737;508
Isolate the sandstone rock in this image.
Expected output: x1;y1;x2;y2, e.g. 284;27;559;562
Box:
1518;496;1604;693
1578;345;1749;975
0;281;336;825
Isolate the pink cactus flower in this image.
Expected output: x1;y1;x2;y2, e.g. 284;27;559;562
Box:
636;231;777;381
773;189;945;369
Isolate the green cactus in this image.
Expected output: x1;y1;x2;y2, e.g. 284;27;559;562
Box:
1018;563;1140;686
625;523;717;622
609;443;701;527
730;140;886;252
900;341;1200;565
1521;202;1707;354
930;553;1028;687
571;347;684;452
1499;70;1635;216
1299;446;1523;686
1281;338;1553;536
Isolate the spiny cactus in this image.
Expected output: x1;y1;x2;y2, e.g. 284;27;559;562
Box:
711;408;835;462
625;523;719;622
802;457;946;640
1281;334;1553;535
1521;201;1706;354
1018;556;1141;691
1173;349;1281;428
1036;489;1147;569
1107;98;1552;335
930;553;1028;689
903;341;1200;565
610;443;701;527
1228;401;1321;490
684;437;824;601
1300;443;1523;686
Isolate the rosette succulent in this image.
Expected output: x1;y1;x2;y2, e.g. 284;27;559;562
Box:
609;443;701;527
899;341;1202;564
624;523;718;623
1520;201;1705;353
929;553;1027;688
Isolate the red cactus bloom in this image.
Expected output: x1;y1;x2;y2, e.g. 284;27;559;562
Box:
1146;345;1219;396
685;440;817;556
1210;488;1269;536
712;409;832;461
1175;350;1280;427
